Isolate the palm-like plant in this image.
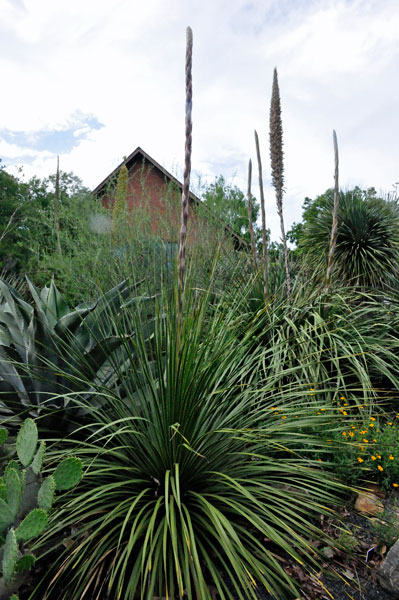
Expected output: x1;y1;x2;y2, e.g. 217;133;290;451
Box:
299;189;399;289
0;276;143;429
36;283;348;600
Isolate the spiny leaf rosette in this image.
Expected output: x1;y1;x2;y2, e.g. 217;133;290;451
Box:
301;189;399;289
39;287;346;600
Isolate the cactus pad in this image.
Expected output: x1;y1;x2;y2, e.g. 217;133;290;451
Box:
2;528;18;581
16;419;38;467
5;467;22;517
53;457;82;491
38;476;55;511
0;428;7;445
31;440;46;475
15;508;47;541
15;554;36;573
0;479;6;501
0;498;14;532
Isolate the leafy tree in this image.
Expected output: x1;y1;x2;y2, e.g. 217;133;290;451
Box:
291;187;399;288
0;164;91;278
201;175;262;246
0;163;31;272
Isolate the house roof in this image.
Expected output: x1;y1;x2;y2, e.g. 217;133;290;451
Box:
92;146;249;249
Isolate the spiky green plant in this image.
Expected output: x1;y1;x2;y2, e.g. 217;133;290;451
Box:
299;189;399;289
226;270;399;412
34;279;352;600
0;418;82;599
0;276;144;429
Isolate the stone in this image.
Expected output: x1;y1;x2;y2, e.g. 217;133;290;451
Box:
354;491;384;516
377;538;399;598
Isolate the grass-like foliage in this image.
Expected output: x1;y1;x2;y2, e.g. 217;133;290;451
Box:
37;280;348;600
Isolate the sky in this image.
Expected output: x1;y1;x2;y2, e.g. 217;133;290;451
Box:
0;0;398;240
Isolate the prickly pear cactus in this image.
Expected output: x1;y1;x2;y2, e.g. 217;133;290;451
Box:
0;418;82;599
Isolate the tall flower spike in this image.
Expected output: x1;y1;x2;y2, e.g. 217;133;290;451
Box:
254;130;268;298
178;26;193;308
54;156;62;255
247;158;257;269
269;68;290;297
326;130;339;292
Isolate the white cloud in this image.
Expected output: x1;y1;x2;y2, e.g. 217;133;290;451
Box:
0;0;398;239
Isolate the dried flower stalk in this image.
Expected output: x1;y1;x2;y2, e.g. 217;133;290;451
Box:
247;159;257;269
326;130;339;291
54;155;62;255
269;68;290;297
178;26;193;306
254;130;268;298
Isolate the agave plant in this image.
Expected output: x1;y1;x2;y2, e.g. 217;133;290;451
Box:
35;282;350;600
0;276;145;429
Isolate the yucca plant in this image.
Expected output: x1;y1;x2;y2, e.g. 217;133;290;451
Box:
0;276;145;429
299;189;399;289
229;272;399;411
34;280;350;600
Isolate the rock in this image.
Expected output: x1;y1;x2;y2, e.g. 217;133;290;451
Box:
377;538;399;598
355;491;384;516
321;546;335;558
364;483;386;499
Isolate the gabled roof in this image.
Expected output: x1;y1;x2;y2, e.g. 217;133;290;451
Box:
92;146;249;249
92;146;201;205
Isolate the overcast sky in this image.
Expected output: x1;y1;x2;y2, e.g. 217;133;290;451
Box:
1;0;398;240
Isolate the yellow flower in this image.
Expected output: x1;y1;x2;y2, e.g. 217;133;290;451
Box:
348;431;354;438
360;446;365;451
357;457;364;463
342;432;347;436
321;408;326;411
340;396;346;400
373;439;377;443
318;459;322;462
369;424;375;428
370;417;376;421
378;465;384;472
371;456;376;461
342;411;348;416
317;412;321;415
270;407;277;410
388;422;393;426
359;405;364;409
389;455;394;460
393;483;399;488
281;416;287;420
377;454;382;459
363;439;369;443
